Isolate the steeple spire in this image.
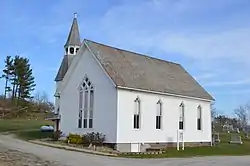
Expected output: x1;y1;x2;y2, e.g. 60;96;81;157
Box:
64;13;81;48
55;13;81;82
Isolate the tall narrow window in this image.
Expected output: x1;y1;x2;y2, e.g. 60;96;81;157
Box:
78;76;94;129
89;88;94;128
156;100;162;129
197;105;202;130
83;90;88;128
134;97;140;129
179;102;184;130
78;90;83;128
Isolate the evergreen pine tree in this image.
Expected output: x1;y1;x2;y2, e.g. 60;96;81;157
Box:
17;57;36;100
1;56;13;99
11;55;20;100
1;55;36;105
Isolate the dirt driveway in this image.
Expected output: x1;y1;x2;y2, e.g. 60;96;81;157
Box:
0;134;250;166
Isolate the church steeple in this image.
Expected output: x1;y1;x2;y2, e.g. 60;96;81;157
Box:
54;13;81;82
64;12;81;55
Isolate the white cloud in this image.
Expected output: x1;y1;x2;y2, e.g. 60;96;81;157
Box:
194;73;218;81
93;0;250;91
100;12;250;63
213;89;250;95
205;79;250;87
160;28;250;61
97;0;250;62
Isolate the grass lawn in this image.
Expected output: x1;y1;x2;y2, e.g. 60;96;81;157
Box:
121;133;250;158
15;130;54;140
2;119;250;158
0;118;54;140
0;119;53;132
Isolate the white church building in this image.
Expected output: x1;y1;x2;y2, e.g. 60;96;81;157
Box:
54;14;214;152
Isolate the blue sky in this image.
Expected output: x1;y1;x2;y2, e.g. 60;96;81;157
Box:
0;0;250;115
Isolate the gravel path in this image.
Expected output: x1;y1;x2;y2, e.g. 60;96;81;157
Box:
0;147;60;166
0;134;250;166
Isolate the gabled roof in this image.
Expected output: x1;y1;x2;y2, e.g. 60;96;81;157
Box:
85;39;214;101
55;55;68;82
64;17;81;47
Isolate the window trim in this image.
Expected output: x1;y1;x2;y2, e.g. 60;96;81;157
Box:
78;89;83;128
78;75;94;129
133;97;141;129
179;102;184;130
88;89;94;129
156;100;162;130
197;105;202;131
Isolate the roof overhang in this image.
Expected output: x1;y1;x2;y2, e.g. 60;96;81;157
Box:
116;85;215;102
45;114;61;121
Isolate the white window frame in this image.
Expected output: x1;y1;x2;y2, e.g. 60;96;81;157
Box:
179;102;184;130
133;97;140;129
78;75;94;129
197;105;202;131
156;100;162;129
78;88;83;128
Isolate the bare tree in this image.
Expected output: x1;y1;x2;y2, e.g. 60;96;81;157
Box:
33;91;54;113
211;102;217;120
234;103;250;131
34;91;48;104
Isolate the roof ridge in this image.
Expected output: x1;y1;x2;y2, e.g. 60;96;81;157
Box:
82;38;213;101
84;39;180;66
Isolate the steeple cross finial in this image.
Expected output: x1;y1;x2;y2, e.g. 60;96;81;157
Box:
74;12;77;18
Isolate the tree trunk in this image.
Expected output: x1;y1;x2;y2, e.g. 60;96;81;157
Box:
4;76;8;99
12;83;15;100
14;82;18;99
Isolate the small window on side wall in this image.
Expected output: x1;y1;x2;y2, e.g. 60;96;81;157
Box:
197;105;202;130
179;102;184;130
134;97;140;129
156;100;162;129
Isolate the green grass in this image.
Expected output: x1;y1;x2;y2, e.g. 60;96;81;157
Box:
15;130;54;140
0;119;53;132
121;133;250;158
2;119;250;158
0;118;54;140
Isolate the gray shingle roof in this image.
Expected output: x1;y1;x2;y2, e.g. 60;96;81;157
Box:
55;16;81;82
85;39;214;101
55;55;68;82
64;18;81;47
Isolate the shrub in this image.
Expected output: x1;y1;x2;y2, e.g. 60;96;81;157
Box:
66;133;83;144
52;130;62;141
84;132;105;146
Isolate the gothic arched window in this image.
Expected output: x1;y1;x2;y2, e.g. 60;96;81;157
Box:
179;102;184;130
134;97;140;129
197;105;202;130
78;76;94;129
156;100;162;129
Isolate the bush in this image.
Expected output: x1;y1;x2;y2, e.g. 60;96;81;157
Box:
65;132;105;146
66;133;83;144
84;132;105;146
52;130;62;141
